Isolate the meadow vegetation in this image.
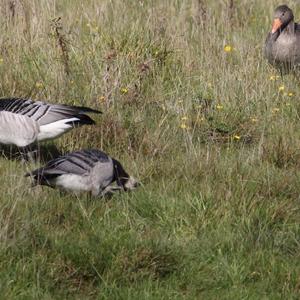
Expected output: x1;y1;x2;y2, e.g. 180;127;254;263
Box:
1;0;300;298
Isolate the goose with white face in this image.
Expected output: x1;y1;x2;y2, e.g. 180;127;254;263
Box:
26;149;139;197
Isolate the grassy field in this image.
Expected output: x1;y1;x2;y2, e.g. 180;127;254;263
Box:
1;0;300;298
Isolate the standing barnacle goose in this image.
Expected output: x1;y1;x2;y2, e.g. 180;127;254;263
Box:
0;97;101;148
25;149;139;196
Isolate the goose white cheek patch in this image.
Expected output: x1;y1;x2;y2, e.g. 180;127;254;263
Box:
124;176;139;190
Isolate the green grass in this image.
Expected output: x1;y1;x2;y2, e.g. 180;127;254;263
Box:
1;0;300;298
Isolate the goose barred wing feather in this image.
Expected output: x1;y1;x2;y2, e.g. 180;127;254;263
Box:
0;98;101;126
26;149;111;180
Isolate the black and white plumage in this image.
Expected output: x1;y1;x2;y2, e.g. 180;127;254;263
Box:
0;98;101;147
25;149;139;196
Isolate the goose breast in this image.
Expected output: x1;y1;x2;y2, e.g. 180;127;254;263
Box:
0;111;39;147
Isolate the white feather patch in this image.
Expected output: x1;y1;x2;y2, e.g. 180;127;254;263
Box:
0;111;39;147
37;117;79;141
54;174;91;192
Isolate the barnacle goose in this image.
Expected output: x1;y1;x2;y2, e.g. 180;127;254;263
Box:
25;149;139;196
0;97;101;147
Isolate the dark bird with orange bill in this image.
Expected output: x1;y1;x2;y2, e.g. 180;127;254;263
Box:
265;5;300;71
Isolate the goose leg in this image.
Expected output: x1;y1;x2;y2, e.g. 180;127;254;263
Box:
19;145;38;163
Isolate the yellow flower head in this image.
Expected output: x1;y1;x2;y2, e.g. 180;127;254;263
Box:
180;123;188;129
120;87;128;94
288;92;294;97
224;45;232;52
251;117;258;123
99;96;105;103
216;104;223;110
181;116;188;121
269;75;280;81
233;135;241;140
35;82;43;88
278;85;285;92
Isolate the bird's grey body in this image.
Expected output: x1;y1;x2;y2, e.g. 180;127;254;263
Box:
26;149;139;196
0;98;101;147
264;5;300;70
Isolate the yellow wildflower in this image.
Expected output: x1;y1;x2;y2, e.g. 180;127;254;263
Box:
216;104;223;110
288;92;294;97
99;96;105;103
35;82;43;88
251;117;258;123
120;87;128;94
269;75;280;81
278;85;285;92
224;45;232;52
233;135;241;140
181;116;188;121
180;123;188;129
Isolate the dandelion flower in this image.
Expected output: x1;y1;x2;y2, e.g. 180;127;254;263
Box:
180;123;188;129
216;104;223;110
224;45;232;52
278;85;285;92
233;135;241;140
35;82;43;88
99;96;105;103
288;92;294;97
120;87;128;94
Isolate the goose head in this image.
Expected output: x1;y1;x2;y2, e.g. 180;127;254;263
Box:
112;159;140;191
271;5;294;34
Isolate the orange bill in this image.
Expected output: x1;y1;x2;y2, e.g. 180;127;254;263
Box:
271;18;283;33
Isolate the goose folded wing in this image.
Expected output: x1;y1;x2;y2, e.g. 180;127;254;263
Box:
0;98;101;126
33;104;101;126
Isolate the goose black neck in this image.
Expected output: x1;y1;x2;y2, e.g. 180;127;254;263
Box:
112;159;129;187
